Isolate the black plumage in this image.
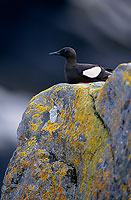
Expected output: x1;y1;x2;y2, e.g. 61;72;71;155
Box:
49;47;112;84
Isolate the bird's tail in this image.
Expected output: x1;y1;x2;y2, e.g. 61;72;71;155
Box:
105;68;113;72
102;70;112;81
105;70;112;75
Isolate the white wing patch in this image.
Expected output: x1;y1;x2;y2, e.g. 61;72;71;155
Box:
83;67;101;78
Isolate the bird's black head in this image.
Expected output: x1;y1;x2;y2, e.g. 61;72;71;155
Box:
49;47;76;59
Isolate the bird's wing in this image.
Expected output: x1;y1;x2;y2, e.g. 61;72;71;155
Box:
76;64;102;78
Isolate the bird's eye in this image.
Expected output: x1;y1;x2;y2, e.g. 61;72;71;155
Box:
64;50;67;53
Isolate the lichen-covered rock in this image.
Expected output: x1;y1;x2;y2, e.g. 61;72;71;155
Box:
95;63;131;199
1;63;131;200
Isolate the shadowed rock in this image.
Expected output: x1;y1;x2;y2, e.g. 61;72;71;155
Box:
1;63;131;200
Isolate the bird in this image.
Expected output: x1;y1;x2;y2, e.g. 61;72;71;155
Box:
49;47;113;84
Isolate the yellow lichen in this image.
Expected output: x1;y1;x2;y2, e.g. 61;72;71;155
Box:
2;81;125;199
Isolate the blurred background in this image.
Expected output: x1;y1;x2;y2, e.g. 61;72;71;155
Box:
0;0;131;195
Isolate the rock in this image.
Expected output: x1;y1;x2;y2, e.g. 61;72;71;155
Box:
1;63;131;200
95;63;131;199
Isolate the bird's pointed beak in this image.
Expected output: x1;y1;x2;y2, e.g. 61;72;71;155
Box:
49;51;60;56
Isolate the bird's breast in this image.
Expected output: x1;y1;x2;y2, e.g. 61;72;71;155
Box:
64;67;83;84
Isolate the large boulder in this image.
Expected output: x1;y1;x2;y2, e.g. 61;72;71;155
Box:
1;63;131;200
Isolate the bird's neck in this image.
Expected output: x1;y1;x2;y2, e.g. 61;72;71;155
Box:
65;58;77;68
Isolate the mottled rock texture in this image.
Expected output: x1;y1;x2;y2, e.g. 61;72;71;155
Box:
1;63;131;200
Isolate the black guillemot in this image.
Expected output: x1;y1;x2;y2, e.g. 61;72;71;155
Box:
49;47;112;84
